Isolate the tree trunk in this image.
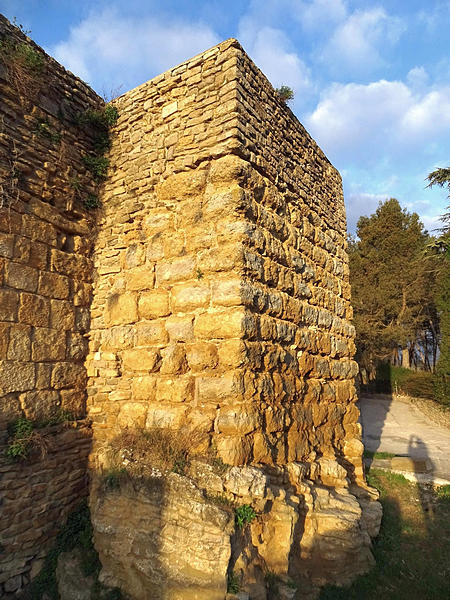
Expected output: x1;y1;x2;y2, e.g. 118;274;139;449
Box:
402;346;410;369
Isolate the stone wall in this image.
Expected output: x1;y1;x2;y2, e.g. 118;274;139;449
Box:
0;423;91;595
86;39;381;599
86;38;361;475
0;16;101;593
0;20;381;599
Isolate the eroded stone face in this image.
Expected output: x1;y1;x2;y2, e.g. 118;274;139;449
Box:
83;37;380;598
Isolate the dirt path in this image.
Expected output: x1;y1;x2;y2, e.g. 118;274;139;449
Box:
359;394;450;481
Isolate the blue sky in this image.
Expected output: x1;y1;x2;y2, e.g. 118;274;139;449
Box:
1;0;449;234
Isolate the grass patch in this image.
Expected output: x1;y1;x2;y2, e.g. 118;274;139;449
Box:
319;468;450;600
363;450;396;460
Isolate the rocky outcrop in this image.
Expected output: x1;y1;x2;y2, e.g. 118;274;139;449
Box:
90;460;380;599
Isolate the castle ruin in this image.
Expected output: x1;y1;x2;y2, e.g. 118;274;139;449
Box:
0;16;381;599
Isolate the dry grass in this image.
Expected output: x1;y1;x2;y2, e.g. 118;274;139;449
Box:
105;426;208;478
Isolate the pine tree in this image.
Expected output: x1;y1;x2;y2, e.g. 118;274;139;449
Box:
349;199;434;376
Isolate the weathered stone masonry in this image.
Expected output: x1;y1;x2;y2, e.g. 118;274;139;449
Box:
87;39;381;599
0;15;101;594
87;39;361;472
0;17;381;599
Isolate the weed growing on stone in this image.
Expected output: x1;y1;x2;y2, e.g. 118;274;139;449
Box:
105;426;207;480
275;85;294;104
235;504;256;529
196;268;204;280
265;571;282;595
34;118;62;144
83;194;101;209
5;410;74;461
82;155;110;181
103;468;128;491
227;571;240;594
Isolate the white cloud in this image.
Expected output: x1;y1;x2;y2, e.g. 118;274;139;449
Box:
306;79;450;163
407;66;429;90
292;0;347;30
238;23;312;96
320;7;404;75
345;192;388;233
51;8;220;92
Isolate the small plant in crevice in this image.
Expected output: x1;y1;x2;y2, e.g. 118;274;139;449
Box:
102;468;128;491
196;268;204;280
265;571;282;595
34;118;62;144
83;194;101;209
74;103;118;208
275;85;294;104
5;410;74;461
235;504;257;529
227;570;240;594
82;155;110;181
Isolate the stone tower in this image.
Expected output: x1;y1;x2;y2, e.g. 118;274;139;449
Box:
86;39;381;599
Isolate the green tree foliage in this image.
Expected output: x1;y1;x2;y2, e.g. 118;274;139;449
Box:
427;167;450;404
349;199;437;377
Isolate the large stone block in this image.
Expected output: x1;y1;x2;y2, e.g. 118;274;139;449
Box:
122;348;161;372
171;283;210;312
0;288;18;321
126;266;155;291
194;308;244;339
20;390;60;421
7;324;31;361
185;342;218;371
105;293;138;326
155;257;196;284
50;299;75;331
38;272;70;299
32;328;66;361
138;290;170;319
0;361;35;394
5;262;38;292
136;321;168;345
18;293;50;327
51;363;87;390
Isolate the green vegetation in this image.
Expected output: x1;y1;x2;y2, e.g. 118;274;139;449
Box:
102;468;128;491
34;119;62;143
426;168;450;405
83;194;101;209
319;469;450;599
23;501;122;600
0;35;44;101
227;570;240;594
76;103;119;205
369;364;435;399
349;196;450;406
363;450;395;460
235;504;256;529
275;85;294;103
104;427;207;482
82;155;110;181
5;411;73;461
196;268;204;280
